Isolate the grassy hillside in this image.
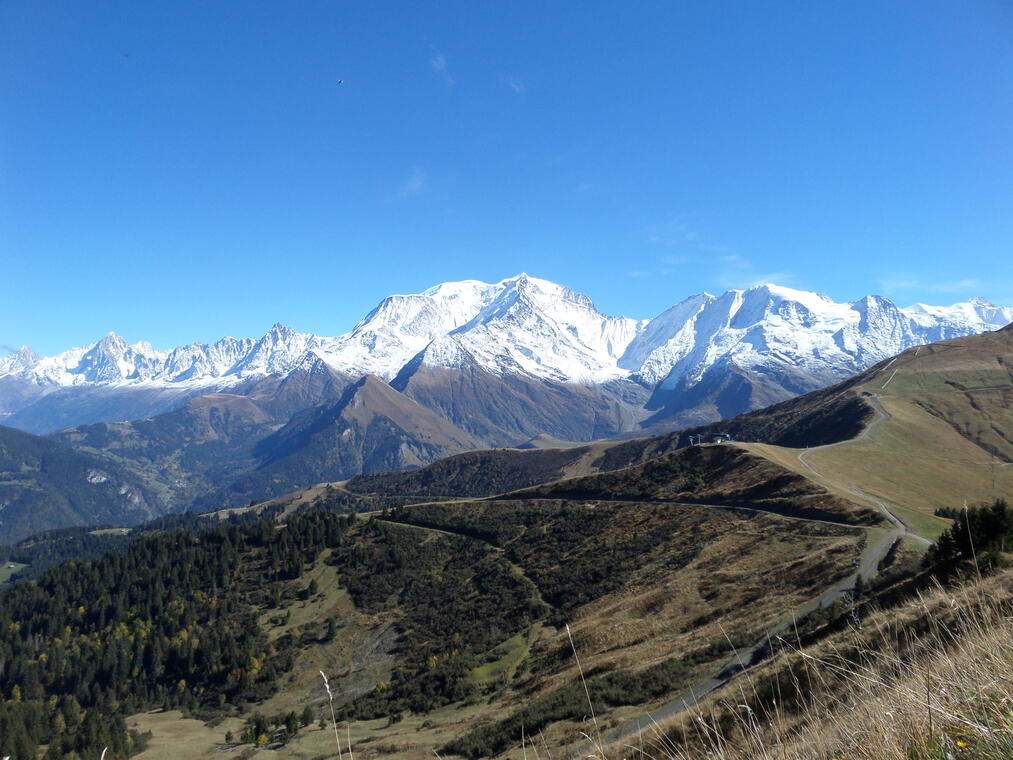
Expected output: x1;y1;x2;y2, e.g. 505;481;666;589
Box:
114;489;878;760
768;328;1013;535
507;444;881;526
620;562;1013;760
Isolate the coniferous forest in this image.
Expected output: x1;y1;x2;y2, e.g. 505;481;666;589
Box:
0;509;543;759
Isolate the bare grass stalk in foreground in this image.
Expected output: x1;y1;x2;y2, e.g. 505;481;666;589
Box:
319;670;344;760
566;623;604;754
594;571;1013;760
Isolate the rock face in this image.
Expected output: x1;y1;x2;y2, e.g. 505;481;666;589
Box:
2;276;1010;438
196;375;484;510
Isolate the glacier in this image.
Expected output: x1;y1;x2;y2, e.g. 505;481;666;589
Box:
2;275;1010;405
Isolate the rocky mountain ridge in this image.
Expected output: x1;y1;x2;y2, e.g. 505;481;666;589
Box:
2;275;1010;435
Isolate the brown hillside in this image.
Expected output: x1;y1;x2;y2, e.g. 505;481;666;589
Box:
507;444;880;526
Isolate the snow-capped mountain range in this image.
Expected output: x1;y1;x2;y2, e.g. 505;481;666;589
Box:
3;274;1011;397
3;274;1006;543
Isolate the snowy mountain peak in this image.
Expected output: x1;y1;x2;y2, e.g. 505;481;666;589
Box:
500;272;600;312
415;275;645;383
969;296;996;308
733;284;842;320
18;346;40;363
229;324;319;377
95;331;127;351
72;332;141;383
0;346;41;375
2;278;1010;403
267;322;298;338
853;293;889;307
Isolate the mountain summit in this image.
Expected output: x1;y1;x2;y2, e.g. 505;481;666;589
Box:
2;276;1010;434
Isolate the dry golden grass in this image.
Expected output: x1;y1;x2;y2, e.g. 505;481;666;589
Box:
557;509;861;666
206;480;352;521
600;567;1013;760
804;395;1009;525
732;331;1012;544
128;710;245;760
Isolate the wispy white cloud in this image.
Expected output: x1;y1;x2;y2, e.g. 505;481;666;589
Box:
633;217;794;289
951;278;983;290
397;166;428;198
646;220;700;248
430;48;455;87
716;270;797;290
505;76;525;95
660;254;696;266
877;276;983;295
714;253;795;289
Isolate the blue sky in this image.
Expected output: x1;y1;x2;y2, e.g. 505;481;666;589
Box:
3;1;1011;354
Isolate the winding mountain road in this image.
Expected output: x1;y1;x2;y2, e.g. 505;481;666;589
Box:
374;382;936;757
600;389;933;751
797;392;931;546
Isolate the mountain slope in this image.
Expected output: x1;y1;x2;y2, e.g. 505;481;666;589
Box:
0;425;162;543
3;277;1008;436
392;347;649;445
331;324;1013;529
53;393;278;509
786;323;1013;525
200;375;482;509
49;360;355;510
